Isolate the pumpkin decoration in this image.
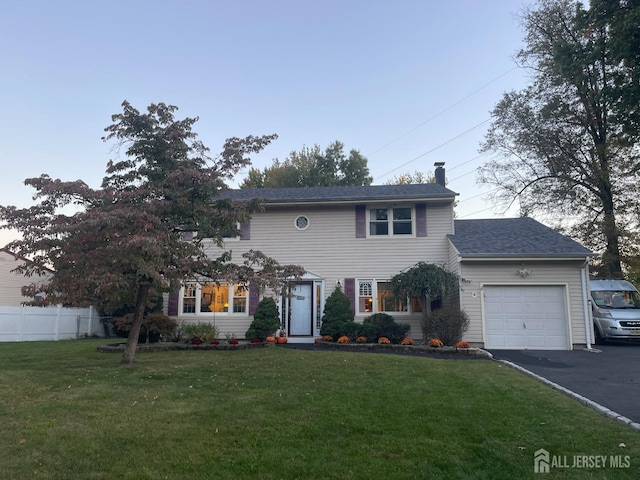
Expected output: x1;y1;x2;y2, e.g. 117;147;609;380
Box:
277;335;288;344
265;336;276;343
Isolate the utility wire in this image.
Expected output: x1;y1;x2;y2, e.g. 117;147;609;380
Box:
367;67;517;157
448;154;484;172
374;118;490;182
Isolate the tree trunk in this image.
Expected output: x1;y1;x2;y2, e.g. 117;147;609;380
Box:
121;281;151;364
421;293;431;336
599;178;623;278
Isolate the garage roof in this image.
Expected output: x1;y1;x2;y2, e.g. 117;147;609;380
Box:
450;218;593;258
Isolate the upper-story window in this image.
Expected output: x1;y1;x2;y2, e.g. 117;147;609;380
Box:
369;207;413;236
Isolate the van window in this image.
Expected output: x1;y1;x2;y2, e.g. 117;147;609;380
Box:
592;290;640;309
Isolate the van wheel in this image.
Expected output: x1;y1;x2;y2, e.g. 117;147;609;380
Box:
594;326;606;345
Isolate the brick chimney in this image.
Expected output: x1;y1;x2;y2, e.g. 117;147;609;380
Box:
434;162;445;186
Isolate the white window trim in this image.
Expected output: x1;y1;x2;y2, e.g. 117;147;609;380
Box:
366;205;416;238
356;279;415;316
178;282;248;316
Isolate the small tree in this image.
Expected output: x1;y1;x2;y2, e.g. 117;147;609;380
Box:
0;101;302;364
390;262;459;318
245;297;280;341
390;262;460;342
320;286;356;339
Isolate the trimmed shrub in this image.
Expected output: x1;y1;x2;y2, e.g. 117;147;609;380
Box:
322;286;354;323
362;313;410;344
245;297;280;341
421;307;470;346
355;322;379;341
114;313;177;343
320;286;358;339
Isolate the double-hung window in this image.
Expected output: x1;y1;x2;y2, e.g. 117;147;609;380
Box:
369;206;413;236
180;282;248;315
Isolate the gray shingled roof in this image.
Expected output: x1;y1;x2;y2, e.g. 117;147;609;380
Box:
220;183;456;204
450;218;593;258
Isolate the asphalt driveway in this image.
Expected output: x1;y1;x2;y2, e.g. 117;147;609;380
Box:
489;343;640;424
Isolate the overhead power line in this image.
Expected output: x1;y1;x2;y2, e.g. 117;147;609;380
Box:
367;67;517;158
374;119;491;182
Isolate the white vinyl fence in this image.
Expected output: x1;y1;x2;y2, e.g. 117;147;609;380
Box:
0;305;104;342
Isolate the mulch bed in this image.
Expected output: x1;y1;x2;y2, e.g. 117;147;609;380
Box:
97;341;267;353
279;341;491;359
96;340;490;359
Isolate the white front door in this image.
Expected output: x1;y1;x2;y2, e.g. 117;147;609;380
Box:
289;283;313;336
484;285;569;350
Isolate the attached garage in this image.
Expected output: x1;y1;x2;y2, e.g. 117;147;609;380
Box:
483;285;569;350
448;218;595;351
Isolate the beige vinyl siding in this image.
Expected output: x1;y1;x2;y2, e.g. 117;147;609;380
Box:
457;260;587;347
190;202;454;339
207;203;453;276
0;251;50;306
181;316;254;340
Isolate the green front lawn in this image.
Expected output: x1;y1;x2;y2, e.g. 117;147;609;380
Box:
0;340;637;479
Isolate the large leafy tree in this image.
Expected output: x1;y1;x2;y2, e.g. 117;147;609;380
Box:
384;170;434;185
479;0;640;278
240;141;373;188
0;101;302;363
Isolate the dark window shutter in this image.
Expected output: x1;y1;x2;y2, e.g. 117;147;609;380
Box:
415;203;427;237
248;282;260;315
355;205;366;238
168;289;179;316
240;222;250;240
344;278;355;314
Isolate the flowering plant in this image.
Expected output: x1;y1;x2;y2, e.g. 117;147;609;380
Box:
322;335;333;342
355;336;368;343
429;338;444;347
209;340;220;345
455;340;470;349
191;338;203;345
337;335;350;344
228;338;239;345
250;338;261;344
377;337;391;344
401;337;414;345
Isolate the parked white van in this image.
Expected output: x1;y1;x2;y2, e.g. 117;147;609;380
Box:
590;278;640;343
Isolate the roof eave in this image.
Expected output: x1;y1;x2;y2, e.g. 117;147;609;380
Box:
261;195;457;206
457;253;595;261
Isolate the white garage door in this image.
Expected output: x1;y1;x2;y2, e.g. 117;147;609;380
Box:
484;286;569;350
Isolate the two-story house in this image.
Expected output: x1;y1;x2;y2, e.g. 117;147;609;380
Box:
166;166;593;350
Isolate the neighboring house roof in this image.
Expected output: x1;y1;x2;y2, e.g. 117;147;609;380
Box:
219;183;457;205
0;248;54;273
450;218;593;259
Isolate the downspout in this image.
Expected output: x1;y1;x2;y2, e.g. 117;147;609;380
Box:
580;256;593;350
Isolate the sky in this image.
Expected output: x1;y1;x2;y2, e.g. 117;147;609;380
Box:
0;0;533;248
